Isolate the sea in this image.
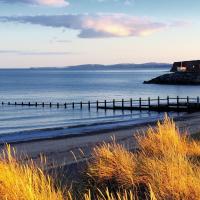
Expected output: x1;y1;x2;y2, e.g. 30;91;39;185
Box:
0;66;199;143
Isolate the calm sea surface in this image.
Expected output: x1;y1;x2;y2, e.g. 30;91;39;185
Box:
0;68;199;142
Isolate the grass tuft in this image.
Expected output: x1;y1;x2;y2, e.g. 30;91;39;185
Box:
1;115;200;199
87;115;200;200
0;145;65;200
88;142;138;187
136;115;188;159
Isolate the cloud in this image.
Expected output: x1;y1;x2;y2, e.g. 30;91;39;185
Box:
97;0;135;5
0;0;69;7
0;14;185;38
55;40;71;43
170;20;191;27
0;50;73;55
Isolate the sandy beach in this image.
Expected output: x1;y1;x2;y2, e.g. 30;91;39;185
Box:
1;112;200;168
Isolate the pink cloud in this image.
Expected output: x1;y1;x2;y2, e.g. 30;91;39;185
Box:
0;0;69;7
35;0;69;6
1;14;187;38
82;15;166;37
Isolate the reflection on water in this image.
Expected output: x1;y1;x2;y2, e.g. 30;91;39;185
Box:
0;68;198;139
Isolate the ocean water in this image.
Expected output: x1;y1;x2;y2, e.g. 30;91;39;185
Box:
0;67;199;143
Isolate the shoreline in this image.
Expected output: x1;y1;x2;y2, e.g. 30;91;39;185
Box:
1;112;200;168
0;113;183;145
0;117;161;145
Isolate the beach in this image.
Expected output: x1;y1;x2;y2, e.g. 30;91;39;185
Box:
2;112;200;169
1;1;200;198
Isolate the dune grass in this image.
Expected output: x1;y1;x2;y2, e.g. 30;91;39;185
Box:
87;115;200;200
1;115;200;199
88;142;138;186
0;145;66;200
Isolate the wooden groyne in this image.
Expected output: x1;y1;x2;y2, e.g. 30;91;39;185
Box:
97;96;200;112
1;96;200;113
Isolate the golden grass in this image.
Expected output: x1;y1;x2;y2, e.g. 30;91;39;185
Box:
84;188;137;200
187;140;200;158
88;142;138;187
88;115;200;200
139;155;200;200
0;145;142;200
137;116;200;160
136;116;188;158
1;115;200;199
0;145;65;200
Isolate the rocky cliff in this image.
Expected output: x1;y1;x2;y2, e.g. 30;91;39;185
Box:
144;72;200;85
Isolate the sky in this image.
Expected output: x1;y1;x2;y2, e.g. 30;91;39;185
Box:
0;0;200;68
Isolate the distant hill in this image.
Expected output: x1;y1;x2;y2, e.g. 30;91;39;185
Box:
30;63;172;70
65;63;171;70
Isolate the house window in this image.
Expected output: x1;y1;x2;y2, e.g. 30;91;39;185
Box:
177;66;187;72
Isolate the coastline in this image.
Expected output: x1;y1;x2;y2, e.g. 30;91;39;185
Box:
1;112;200;168
144;72;200;85
0;114;171;144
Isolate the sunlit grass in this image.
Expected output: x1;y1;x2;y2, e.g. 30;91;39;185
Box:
88;142;138;187
136;116;188;158
0;145;65;200
1;115;200;199
87;115;200;200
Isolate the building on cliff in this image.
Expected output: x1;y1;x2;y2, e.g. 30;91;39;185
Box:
171;60;200;73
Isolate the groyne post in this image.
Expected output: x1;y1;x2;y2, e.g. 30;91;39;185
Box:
130;98;133;109
197;96;200;109
148;97;151;110
88;101;90;110
80;101;83;109
167;96;169;110
158;96;160;111
139;98;142;110
113;99;115;109
177;96;179;111
187;96;189;111
96;100;99;111
122;99;124;110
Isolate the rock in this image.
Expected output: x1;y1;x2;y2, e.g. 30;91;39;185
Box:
144;72;200;85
